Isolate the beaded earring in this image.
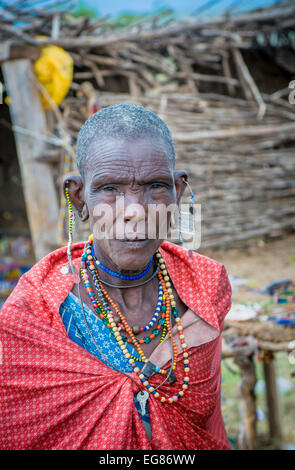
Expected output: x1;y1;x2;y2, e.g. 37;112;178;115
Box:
64;183;80;283
184;179;195;233
178;179;195;244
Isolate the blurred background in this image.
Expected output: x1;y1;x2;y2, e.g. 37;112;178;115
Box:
0;0;295;450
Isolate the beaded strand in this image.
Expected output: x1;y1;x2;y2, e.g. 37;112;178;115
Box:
80;237;190;403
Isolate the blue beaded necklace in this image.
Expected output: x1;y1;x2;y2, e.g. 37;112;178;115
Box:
91;244;153;281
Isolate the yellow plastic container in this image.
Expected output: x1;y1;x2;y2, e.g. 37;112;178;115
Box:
34;43;73;108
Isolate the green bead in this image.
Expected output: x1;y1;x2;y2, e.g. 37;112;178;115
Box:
153;329;160;336
144;336;152;344
161;306;166;313
122;336;127;342
102;317;109;325
159;318;166;325
172;306;179;317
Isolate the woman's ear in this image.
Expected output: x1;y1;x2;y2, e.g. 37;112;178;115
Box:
63;176;89;222
174;170;188;205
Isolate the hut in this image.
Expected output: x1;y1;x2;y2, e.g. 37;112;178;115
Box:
0;0;295;260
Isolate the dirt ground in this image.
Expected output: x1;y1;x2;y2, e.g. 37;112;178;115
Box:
201;233;295;303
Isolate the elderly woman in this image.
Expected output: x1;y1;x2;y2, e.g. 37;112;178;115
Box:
0;104;232;450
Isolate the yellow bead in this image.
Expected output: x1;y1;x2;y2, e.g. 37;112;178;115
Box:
183;352;188;358
182;384;188;389
164;276;169;281
166;282;171;288
143;381;149;386
134;367;140;373
171;300;176;307
154;392;160;398
178;391;184;397
159;258;164;264
162;270;167;276
168;398;174;404
167;288;172;294
149;387;154;393
129;359;134;364
160;264;166;270
161;397;166;403
139;374;144;379
184;376;190;381
184;359;189;364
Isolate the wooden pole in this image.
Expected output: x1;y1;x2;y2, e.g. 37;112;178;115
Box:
261;350;283;446
234;351;257;450
2;59;59;260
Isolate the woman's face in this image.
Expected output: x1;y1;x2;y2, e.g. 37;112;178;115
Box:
69;135;186;272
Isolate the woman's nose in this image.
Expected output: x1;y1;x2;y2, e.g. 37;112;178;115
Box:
123;191;146;224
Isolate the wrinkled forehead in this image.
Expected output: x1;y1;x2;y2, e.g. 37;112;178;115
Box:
83;135;174;181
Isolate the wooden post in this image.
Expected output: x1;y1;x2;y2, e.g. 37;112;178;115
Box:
234;351;257;450
2;59;59;260
262;350;283;446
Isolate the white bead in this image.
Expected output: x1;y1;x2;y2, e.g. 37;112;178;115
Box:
182;384;188;389
129;359;134;364
184;376;190;381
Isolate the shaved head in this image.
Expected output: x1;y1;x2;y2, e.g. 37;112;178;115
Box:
76;104;176;178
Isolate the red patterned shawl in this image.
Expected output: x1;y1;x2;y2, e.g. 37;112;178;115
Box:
0;240;232;450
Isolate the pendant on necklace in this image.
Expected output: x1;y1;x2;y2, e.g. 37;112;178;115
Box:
142;361;157;378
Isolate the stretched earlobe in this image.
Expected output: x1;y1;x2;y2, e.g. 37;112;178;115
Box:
63;176;89;221
80;204;89;222
174;170;187;204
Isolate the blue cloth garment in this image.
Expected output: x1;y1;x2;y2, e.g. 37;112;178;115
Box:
59;292;152;440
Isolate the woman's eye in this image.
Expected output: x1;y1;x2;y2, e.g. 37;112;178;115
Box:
151;183;166;189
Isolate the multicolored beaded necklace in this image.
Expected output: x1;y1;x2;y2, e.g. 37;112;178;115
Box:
80;235;190;404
